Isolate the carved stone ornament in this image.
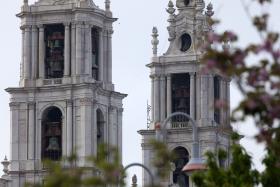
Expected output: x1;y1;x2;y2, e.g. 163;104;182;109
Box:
176;0;189;8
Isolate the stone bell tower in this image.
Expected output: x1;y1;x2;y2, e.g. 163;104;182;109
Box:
2;0;126;186
139;0;232;186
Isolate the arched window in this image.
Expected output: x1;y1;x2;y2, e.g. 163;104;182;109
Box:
180;33;192;52
41;107;62;160
45;24;65;79
184;0;190;6
172;147;189;187
214;76;221;124
96;109;105;146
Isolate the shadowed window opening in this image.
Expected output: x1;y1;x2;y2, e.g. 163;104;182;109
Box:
214;76;221;124
172;73;190;123
172;147;189;187
45;24;65;79
184;0;190;6
97;109;105;147
42;107;62;161
92;28;99;80
180;33;192;52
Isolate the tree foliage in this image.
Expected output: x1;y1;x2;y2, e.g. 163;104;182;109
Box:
193;0;280;186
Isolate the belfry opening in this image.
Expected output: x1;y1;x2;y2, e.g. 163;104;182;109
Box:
41;106;62;161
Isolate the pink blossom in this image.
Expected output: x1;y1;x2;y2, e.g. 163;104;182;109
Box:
258;68;269;81
207;32;220;43
246;99;257;110
215;99;227;109
272;50;280;60
225;31;237;42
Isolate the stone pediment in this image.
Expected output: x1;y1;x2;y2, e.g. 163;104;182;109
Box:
35;0;97;8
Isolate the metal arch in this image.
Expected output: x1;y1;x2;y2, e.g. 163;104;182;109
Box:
161;112;198;142
123;163;154;186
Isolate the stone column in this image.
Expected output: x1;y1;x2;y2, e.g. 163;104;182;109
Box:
98;29;104;81
10;102;20;161
220;78;226;125
66;100;73;157
76;22;83;76
84;24;92;76
64;23;71;77
108;106;117;148
107;29;113;83
166;74;172;117
103;31;108;82
117;108;123;162
200;74;209;125
154;75;160;122
160;75;166;121
24;26;31;80
71;23;76;76
20;28;25;80
28;102;35;159
38;25;45;79
31;26;38;79
208;74;214;123
226;80;230;126
79;98;92;161
150;76;155;121
196;74;201;120
190;72;196;120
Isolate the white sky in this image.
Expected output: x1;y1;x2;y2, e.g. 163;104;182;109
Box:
0;0;279;185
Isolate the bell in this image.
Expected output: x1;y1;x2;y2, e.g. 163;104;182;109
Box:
177;98;187;110
46;137;60;151
53;40;60;48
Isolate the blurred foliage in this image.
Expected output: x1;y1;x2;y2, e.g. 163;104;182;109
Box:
193;0;280;186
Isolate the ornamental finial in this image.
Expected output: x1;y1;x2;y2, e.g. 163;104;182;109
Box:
131;174;137;187
166;0;175;15
151;27;159;56
1;156;10;176
105;0;111;11
206;2;214;17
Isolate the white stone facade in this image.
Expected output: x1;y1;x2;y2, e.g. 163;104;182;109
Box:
139;0;232;186
1;0;126;186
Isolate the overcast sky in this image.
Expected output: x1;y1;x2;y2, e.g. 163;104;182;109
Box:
0;0;280;185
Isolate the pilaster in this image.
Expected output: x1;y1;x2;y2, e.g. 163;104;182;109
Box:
66;100;73;157
9;102;20;161
153;75;160;123
200;73;209;125
166;74;172;118
160;75;166;121
190;72;195;120
76;22;83;76
23;25;31;80
28;102;36;160
117;108;123;162
98;29;104;81
208;74;214;124
71;23;76;77
107;29;113;83
64;23;71;77
79;98;93;162
38;25;45;79
84;24;92;76
31;26;38;80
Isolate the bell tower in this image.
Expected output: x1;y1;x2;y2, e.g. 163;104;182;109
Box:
4;0;126;186
139;0;232;186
